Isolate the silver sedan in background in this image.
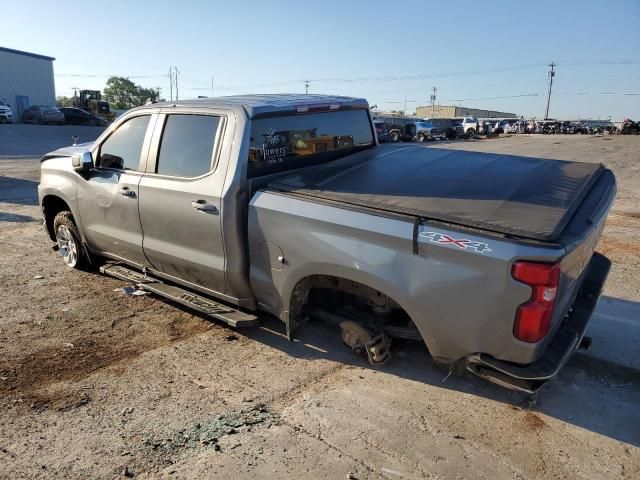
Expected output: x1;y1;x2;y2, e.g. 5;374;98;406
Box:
21;105;65;125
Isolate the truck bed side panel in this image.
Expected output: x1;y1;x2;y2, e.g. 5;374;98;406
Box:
248;191;566;364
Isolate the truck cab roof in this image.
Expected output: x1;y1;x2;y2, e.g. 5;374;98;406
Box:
140;94;369;118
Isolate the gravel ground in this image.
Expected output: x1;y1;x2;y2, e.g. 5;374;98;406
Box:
0;126;638;479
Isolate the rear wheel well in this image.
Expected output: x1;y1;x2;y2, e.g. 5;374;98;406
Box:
288;275;422;344
42;195;72;241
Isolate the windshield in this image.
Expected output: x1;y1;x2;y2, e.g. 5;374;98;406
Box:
0;99;8;107
247;109;374;178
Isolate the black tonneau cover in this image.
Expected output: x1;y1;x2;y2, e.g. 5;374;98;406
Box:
267;146;605;242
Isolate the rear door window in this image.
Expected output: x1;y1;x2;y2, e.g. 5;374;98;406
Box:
97;115;150;170
155;114;221;177
248;109;374;178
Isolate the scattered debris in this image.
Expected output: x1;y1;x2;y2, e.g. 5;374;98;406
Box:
63;342;75;349
224;334;239;342
453;434;465;440
145;405;276;456
33;275;44;280
122;465;135;478
114;287;149;296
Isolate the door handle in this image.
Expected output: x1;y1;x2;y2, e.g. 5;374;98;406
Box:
119;187;136;198
191;200;218;213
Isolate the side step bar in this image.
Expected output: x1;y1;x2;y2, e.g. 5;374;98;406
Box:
100;264;259;328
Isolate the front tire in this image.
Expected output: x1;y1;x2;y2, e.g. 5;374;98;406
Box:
467;128;475;139
416;133;426;142
389;131;400;143
53;211;91;270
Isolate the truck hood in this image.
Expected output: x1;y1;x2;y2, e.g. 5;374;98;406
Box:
267;145;609;242
41;142;93;161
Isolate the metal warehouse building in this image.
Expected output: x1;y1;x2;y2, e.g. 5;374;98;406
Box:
0;46;56;122
416;105;517;119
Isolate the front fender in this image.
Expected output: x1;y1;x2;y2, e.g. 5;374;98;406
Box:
38;158;83;240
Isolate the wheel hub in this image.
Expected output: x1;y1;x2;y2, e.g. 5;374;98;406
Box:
56;225;78;267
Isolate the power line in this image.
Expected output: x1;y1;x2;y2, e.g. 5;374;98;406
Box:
446;93;542;102
56;73;165;78
54;59;640;93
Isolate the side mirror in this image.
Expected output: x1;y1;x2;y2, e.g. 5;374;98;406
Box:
71;151;94;173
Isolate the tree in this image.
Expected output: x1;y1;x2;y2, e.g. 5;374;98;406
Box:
103;76;158;109
56;96;76;107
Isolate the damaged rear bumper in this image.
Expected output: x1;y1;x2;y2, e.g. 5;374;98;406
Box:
465;252;611;393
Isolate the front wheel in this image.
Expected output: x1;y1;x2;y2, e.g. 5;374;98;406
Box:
467;128;475;139
53;211;92;270
389;131;400;143
416;133;426;142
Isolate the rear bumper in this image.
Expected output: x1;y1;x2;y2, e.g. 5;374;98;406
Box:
465;252;611;393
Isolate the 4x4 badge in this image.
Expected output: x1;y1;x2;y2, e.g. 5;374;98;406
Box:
420;231;492;253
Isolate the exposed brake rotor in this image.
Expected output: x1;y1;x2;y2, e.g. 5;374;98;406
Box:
339;320;391;365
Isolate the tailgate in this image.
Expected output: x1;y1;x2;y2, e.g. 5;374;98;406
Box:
553;169;616;332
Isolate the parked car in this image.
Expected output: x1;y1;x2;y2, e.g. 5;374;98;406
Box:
402;120;446;142
0;98;13;123
478;120;493;135
493;120;506;134
372;116;420;142
21;105;65;125
59;107;108;126
424;118;460;139
373;121;390;142
490;119;518;135
456;116;479;138
38;94;615;393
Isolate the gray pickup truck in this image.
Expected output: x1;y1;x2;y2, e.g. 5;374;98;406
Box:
38;94;615;393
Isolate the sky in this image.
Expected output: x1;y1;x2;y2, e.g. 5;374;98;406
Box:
3;0;639;119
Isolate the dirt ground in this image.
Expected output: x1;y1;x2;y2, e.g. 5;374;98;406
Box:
1;126;639;479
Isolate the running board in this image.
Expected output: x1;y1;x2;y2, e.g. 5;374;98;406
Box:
100;264;259;328
100;264;158;284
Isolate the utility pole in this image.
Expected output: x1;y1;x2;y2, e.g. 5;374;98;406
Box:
544;62;555;120
175;66;179;101
430;86;437;115
168;67;173;101
304;80;310;95
71;86;79;106
211;76;214;97
403;96;407;117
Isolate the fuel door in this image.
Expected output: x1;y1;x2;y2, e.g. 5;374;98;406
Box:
258;241;285;271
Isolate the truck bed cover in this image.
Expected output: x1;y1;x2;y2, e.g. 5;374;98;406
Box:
266;146;607;242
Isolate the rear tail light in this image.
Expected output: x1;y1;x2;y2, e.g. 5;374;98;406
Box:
511;261;561;343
